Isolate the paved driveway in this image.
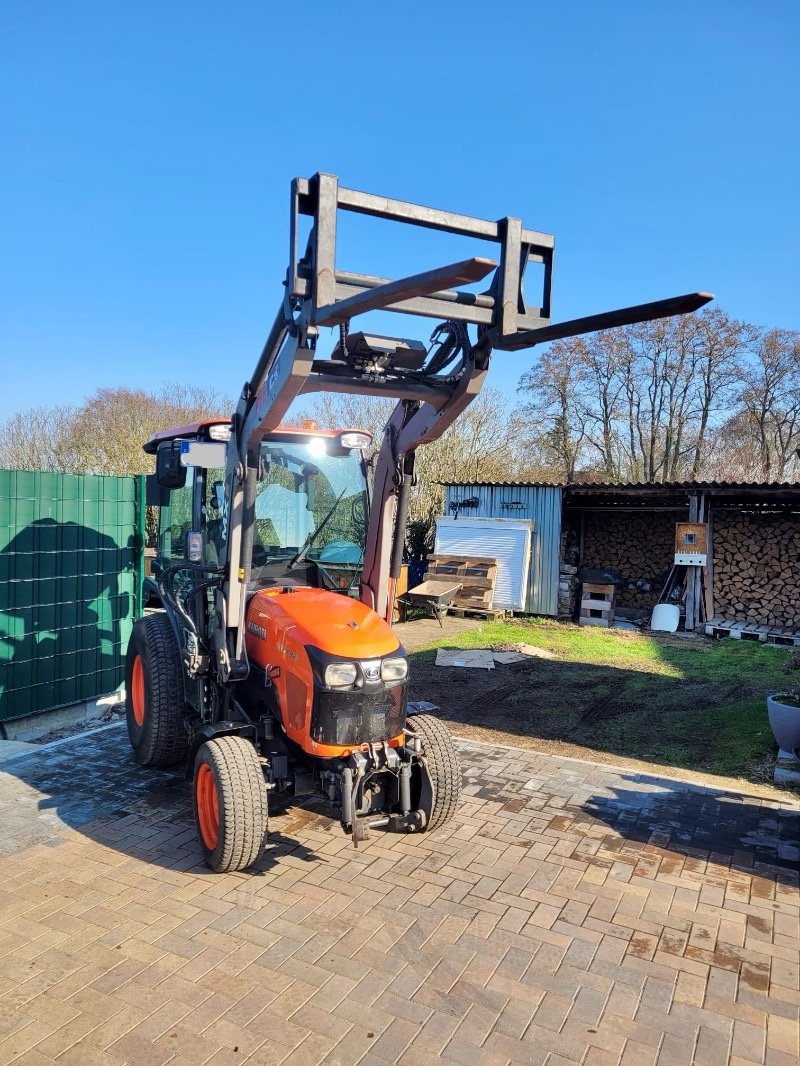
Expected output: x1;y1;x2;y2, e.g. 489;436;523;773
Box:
0;726;797;1066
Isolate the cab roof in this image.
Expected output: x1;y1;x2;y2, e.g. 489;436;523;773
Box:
143;419;371;454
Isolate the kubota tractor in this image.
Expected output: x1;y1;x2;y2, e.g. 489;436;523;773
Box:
127;173;711;871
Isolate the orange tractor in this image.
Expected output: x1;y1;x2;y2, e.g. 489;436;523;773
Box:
127;173;711;871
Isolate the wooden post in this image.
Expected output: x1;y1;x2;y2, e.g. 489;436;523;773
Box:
703;501;715;623
686;494;698;630
694;496;705;625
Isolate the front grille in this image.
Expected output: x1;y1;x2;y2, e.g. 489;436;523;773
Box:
310;682;407;746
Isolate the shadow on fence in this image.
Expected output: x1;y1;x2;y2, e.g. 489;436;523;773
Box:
0;517;135;721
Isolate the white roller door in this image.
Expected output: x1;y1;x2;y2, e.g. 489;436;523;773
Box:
433;517;533;611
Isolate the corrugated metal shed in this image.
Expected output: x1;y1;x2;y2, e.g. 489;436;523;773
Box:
443;483;562;615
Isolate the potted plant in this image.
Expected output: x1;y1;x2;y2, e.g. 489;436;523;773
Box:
766;692;800;758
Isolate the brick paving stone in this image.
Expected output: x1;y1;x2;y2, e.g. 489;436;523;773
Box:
694;1024;733;1065
440;1034;513;1066
657;1031;701;1065
766;1013;800;1057
768;1053;800;1066
621;1040;660;1066
57;1044;129;1066
362;1016;419;1062
0;728;798;1066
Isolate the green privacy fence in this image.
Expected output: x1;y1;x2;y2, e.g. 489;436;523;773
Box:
0;470;145;722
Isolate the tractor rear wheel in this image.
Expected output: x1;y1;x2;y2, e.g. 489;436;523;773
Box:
407;713;462;832
193;736;269;873
125;614;188;767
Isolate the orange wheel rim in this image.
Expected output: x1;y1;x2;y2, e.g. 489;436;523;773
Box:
131;655;145;727
196;764;219;850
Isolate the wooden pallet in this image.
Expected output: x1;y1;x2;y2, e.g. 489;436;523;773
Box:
446;605;508;620
580;582;615;629
704;616;800;646
426;555;498;614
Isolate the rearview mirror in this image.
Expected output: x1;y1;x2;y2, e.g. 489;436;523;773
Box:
156;441;187;489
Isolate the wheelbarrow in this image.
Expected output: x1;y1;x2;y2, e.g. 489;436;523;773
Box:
401;578;462;626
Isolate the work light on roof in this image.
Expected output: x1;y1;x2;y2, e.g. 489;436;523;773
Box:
339;432;371;450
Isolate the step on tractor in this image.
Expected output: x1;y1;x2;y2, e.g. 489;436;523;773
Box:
127;173;712;872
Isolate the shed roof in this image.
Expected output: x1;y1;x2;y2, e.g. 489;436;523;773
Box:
444;479;800;492
442;480;800;509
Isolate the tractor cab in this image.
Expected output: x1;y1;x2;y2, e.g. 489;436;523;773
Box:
144;419;372;600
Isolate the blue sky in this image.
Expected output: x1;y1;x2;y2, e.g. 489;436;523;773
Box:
2;1;798;423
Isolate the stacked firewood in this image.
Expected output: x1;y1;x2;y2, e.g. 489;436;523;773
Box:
581;511;675;610
558;563;579;619
713;512;800;626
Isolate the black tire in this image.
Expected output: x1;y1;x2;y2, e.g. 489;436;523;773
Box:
407;713;462;832
193;736;269;873
125;613;189;767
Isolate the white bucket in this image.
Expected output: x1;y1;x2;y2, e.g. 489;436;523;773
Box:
651;603;680;632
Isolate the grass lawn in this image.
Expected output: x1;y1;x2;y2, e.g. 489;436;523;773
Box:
406;617;792;781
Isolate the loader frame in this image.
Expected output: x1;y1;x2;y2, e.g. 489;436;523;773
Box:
212;172;711;687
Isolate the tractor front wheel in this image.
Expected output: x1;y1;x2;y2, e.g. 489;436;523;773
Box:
193;736;269;872
407;713;462;832
125;614;188;767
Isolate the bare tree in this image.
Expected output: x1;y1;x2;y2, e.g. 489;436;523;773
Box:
578;330;627;480
687;310;753;478
516;308;754;483
0;385;232;475
736;328;800;480
517;340;589;480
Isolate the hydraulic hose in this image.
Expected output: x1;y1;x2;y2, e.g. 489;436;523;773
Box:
390;467;413;581
156;563;222;653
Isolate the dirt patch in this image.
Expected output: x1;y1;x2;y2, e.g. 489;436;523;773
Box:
28;703;126;745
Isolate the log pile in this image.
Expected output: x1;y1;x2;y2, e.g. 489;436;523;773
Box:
581;511;676;610
558;563;579;619
713;512;800;626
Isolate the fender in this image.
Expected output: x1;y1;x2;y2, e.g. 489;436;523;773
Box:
184;720;257;780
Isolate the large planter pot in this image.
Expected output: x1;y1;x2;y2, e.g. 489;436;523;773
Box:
767;693;800;757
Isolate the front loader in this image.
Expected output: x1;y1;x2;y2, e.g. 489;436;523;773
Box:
127;172;712;871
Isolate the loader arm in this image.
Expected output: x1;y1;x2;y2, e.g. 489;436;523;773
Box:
213;171;713;682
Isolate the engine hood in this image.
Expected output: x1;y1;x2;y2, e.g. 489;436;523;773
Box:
246;586;402;661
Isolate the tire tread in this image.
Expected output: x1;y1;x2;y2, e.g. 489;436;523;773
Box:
195;736;268;872
406;712;462;831
126;613;189;767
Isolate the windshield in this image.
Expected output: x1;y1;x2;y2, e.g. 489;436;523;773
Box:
247;438;368;589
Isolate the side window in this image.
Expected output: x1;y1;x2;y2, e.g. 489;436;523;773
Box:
203;468;226;566
159;468;195;563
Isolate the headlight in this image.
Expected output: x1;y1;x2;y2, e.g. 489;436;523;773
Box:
381;657;408;682
324;662;358;687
